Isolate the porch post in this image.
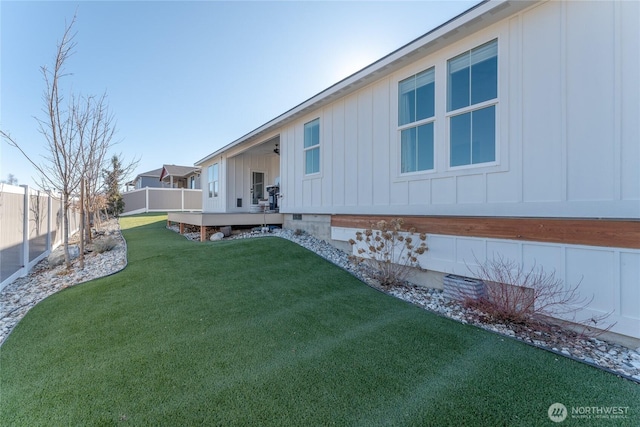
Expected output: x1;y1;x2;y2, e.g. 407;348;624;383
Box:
200;226;207;242
180;223;185;234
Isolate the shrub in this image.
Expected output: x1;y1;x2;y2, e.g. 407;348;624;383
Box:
349;218;427;288
466;255;613;334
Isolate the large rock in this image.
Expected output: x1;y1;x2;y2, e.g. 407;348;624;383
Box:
48;244;80;267
210;232;225;241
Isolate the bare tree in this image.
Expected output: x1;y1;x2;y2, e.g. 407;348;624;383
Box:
3;15;87;269
33;15;84;269
76;93;117;238
2;14;136;268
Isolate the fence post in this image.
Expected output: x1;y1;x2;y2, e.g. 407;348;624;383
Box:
145;187;149;213
20;185;29;277
46;191;52;252
181;188;185;212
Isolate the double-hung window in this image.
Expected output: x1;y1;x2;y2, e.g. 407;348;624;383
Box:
208;163;219;198
304;118;320;175
398;67;435;173
447;39;497;167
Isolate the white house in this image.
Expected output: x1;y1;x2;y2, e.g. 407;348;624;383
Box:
187;0;640;342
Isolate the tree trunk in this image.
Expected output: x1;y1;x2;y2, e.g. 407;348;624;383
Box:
79;178;85;270
63;192;71;270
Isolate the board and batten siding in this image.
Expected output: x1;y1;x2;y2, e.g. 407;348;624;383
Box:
201;150;279;213
200;157;225;213
226;152;279;212
280;0;638;217
279;1;640;340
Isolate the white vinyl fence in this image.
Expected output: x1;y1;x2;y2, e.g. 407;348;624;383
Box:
0;184;80;290
121;187;202;216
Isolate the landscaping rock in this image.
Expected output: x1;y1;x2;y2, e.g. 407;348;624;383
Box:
210;232;225;241
47;244;80;267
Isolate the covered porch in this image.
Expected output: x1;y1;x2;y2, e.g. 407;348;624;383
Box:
168;211;284;242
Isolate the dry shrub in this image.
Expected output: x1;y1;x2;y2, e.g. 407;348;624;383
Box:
466;255;613;335
349;218;427;287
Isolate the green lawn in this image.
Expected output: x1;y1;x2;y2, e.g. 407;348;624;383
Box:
1;213;638;426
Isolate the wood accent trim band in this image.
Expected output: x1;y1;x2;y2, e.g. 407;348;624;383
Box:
331;215;640;250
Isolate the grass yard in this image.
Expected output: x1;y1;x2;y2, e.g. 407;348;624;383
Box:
1;213;638;426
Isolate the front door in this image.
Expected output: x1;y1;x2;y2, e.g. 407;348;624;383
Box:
251;172;264;205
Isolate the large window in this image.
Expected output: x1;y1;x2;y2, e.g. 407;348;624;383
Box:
304;118;320;175
399;68;435;173
447;39;497;167
208;163;219;198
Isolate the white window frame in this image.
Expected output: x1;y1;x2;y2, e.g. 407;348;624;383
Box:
398;67;436;175
446;39;499;170
208;163;219;198
304;118;320;175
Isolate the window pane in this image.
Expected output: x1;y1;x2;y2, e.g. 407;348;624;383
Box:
416;81;435;121
471;41;497;104
312;147;319;173
401;127;417;173
304;119;319;148
305;147;319;174
472;106;495;164
417;122;434;171
448;64;470;111
450;112;471;166
398;77;415;125
213;164;218;180
401;123;433;173
415;69;435;121
399;68;434;125
448;40;497;111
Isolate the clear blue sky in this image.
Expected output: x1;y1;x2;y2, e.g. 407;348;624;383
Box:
1;0;478;188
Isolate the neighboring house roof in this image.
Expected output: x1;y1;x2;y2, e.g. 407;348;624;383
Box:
195;0;533;166
138;168;163;178
159;164;201;181
126;168;163;186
